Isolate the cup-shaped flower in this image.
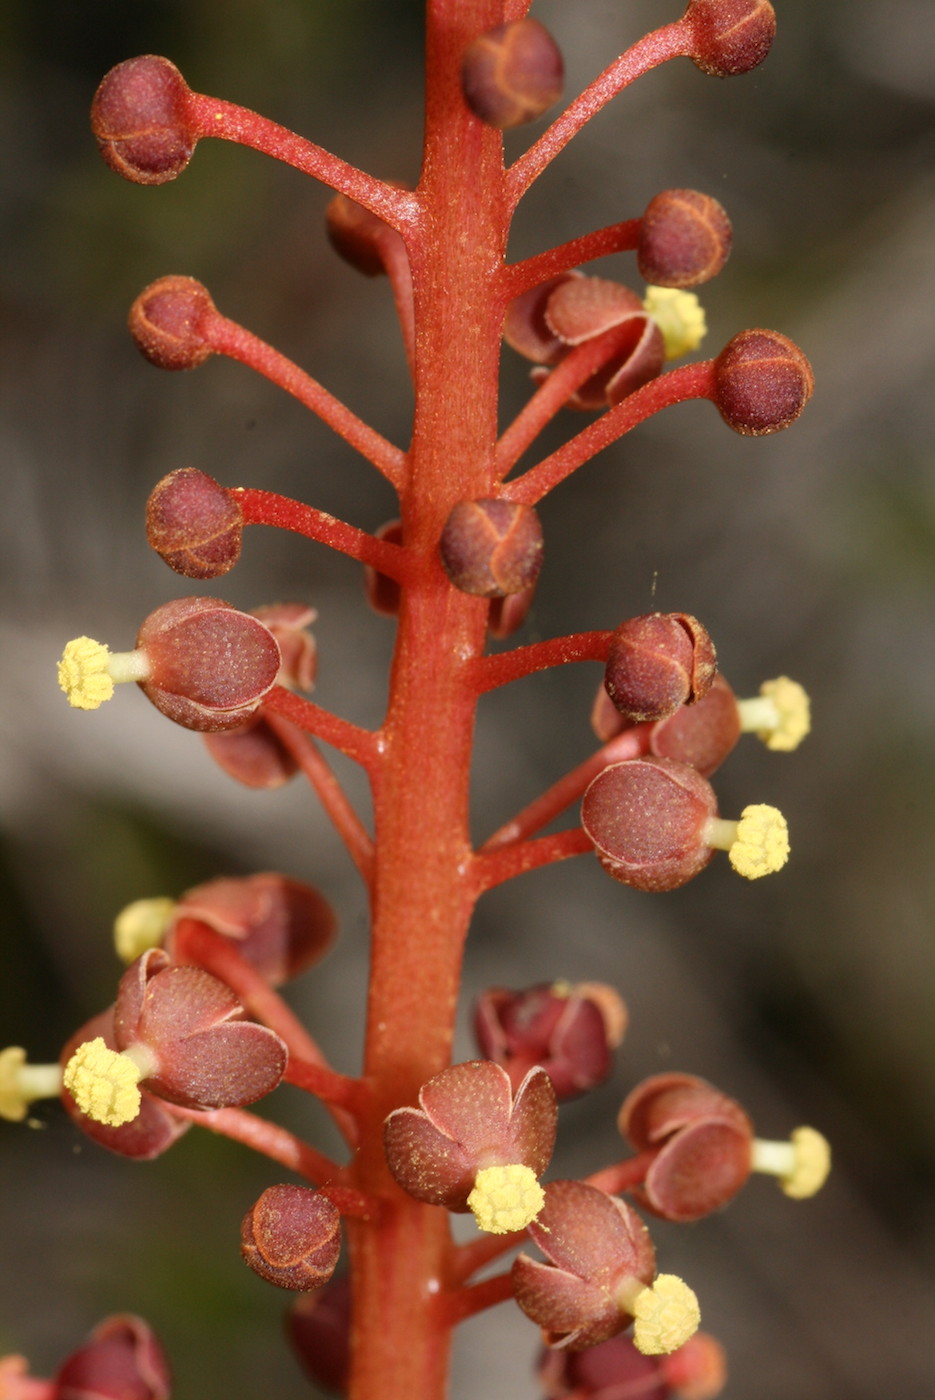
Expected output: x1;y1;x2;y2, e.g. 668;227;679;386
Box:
539;1329;727;1400
241;1185;341;1291
202;602;318;787
168;871;337;986
581;757;789;890
683;0;776;79
604;614;716;724
461;19;564;129
513;1180;699;1354
52;1315;171;1400
58;599;281;730
440;499;544;598
637;190;731;289
383;1060;556;1233
618;1074;754;1222
473;982;627;1101
63;949;287;1127
91;55;196;185
60;1012;191;1159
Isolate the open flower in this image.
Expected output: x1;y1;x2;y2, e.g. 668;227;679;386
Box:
63;949;287;1127
383;1060;556;1233
512;1180;700;1354
539;1329;727;1400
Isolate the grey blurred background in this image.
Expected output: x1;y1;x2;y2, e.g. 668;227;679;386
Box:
2;2;934;1397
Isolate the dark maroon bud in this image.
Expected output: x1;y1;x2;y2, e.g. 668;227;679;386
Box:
146;468;242;579
684;0;776;78
440;499;544;598
581;758;717;892
618;1073;753;1222
604;613;717;724
487;578;537;639
53;1315;171;1400
648;673;741;777
713;329;813;435
473;982;626;1100
241;1185;341;1291
60;1011;191;1160
136;597;281;732
461;19;564;129
91;56;196;185
129;276;215;371
637;190;732;289
287;1277;351;1394
325;192;406;277
363;519;404;617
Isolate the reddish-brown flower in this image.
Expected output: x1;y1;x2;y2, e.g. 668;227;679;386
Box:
604;614;717;724
618;1074;753;1222
91;55;196;185
539;1330;727;1399
241;1184;341;1291
52;1315;171;1400
473;982;626;1100
383;1060;556;1231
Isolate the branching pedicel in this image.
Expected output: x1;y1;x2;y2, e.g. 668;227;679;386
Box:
3;3;830;1399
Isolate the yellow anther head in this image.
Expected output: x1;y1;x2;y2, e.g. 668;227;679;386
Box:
0;1047;30;1122
643;286;707;360
467;1163;545;1235
63;1037;143;1127
114;896;177;964
729;804;789;879
781;1126;831;1199
632;1274;701;1356
758;676;811;751
58;637;115;710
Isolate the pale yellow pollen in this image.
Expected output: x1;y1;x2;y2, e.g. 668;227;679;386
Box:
0;1047;63;1122
631;1274;701;1356
467;1163;545;1235
62;1037;156;1127
737;676;811;752
643;286;707;360
114;896;177;964
58;637;151;711
751;1127;831;1199
706;806;789;879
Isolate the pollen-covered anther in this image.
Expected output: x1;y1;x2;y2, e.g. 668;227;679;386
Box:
114;896;177;963
751;1126;831;1199
704;803;789;878
57;637;151;710
737;676;811;751
643;287;707;360
467;1163;546;1234
0;1047;63;1122
627;1274;701;1356
63;1037;158;1127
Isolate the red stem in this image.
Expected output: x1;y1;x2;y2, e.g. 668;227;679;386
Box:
283;1057;370;1115
186;91;419;231
205;314;407;485
468;631;611;693
168;1103;345;1183
260;687;381;770
235;486;413;578
480;724;650;851
506;23;693;206
262;712;375;883
452;1227;526;1284
585;1149;658;1196
442;1270;516;1325
472;826;594;895
503;360;718;504
503;218;642;300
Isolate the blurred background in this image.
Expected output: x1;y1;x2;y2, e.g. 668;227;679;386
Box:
2;1;934;1396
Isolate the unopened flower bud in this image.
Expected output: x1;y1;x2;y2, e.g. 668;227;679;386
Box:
91;56;196;185
605;613;717;724
440;499;544;598
53;1315;171;1400
241;1185;341;1291
684;0;776;79
638;190;732;289
363;519;404;617
461;19;564;129
129;276;215;371
714;329;813;436
146;468;242;578
287;1278;351;1394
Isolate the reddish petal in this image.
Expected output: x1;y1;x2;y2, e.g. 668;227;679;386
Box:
508;1066;557;1175
418;1060;513;1153
512;1254;620;1350
641;1118;752;1221
144;1020;286;1110
383;1105;476;1207
527;1181;655;1288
